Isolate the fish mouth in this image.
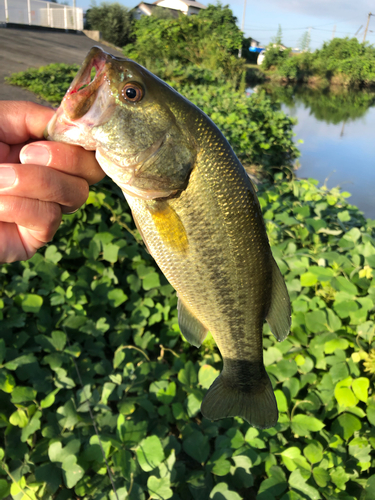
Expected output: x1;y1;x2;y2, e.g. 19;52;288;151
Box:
62;46;110;121
46;47;119;148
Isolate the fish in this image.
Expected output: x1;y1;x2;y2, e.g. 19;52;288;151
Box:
46;47;291;429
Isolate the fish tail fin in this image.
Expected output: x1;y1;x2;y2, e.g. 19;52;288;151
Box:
200;371;278;429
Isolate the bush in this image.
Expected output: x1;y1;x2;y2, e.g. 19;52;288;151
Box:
85;2;133;48
124;3;245;80
262;37;375;87
0;176;375;499
262;45;292;71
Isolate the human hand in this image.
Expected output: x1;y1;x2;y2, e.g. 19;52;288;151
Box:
0;101;105;263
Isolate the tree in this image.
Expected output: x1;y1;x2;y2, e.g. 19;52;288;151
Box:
299;30;311;52
85;2;133;47
273;24;283;45
125;3;244;69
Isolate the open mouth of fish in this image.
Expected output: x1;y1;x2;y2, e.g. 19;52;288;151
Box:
45;48;119;148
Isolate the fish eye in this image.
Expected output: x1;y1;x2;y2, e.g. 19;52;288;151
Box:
121;82;144;103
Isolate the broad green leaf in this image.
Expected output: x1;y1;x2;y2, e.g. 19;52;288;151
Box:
108;288;128;308
324;338;349;354
178;361;198;387
206;449;232;476
0;479;10;499
9;409;28;428
209;482;242;500
257;466;287;499
143;272;161;290
21;294;43;313
332;277;357;295
330;466;349;490
117;414;148;445
183;431;209;463
352;377;369;402
11;386;37;403
301;272;318;287
148;476;173;500
304;443;323;464
331;413;362;440
305;310;327;333
275;390;288;413
198;364;219;389
49;439;81;463
361;475;375;500
334;378;358;407
291;414;324;435
312;467;330;488
136;435;165;472
41;389;60;409
21;411;42;442
45;245;62;263
34;464;62;495
288;469;321;500
62;455;85;488
102;242;119;263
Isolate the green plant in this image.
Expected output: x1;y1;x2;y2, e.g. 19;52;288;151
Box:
124;3;245;79
85;2;134;48
0;175;375;499
261;37;375;88
5;64;80;105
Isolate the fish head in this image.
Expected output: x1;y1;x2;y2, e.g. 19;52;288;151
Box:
46;47;197;200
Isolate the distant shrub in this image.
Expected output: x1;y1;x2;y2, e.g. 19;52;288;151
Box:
263;37;375;87
85;1;133;47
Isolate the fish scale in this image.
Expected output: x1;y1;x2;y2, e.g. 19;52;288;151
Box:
46;46;291;428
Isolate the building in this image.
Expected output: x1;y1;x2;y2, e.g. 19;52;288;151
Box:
133;0;206;20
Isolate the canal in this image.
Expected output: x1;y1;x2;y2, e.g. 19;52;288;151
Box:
256;85;375;219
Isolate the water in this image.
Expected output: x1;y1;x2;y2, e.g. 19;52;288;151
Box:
255;86;375;219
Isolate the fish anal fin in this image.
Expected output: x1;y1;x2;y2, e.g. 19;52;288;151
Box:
177;297;208;348
266;257;291;342
201;371;278;429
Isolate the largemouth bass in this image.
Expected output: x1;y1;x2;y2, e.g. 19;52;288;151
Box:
47;47;291;428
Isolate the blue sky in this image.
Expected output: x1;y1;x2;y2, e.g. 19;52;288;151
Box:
73;0;375;50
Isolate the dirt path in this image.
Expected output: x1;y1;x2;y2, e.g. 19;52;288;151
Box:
0;26;124;104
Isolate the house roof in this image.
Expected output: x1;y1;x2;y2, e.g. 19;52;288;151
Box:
134;2;182;17
154;0;206;9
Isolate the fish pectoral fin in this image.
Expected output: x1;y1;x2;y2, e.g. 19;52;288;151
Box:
177;297;208;348
266;257;291;342
200;371;278;429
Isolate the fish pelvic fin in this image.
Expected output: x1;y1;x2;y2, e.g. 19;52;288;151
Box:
200;371;278;429
266;257;291;342
177;297;208;348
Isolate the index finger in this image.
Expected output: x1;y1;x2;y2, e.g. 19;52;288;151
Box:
0;101;54;144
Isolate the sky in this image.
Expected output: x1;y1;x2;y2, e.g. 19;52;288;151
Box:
72;0;375;50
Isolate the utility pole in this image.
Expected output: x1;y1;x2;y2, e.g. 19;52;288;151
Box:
238;0;247;58
363;13;372;43
332;25;336;39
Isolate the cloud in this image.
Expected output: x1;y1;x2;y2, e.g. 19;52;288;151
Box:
264;0;373;26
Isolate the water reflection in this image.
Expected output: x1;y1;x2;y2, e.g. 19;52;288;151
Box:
254;84;375;218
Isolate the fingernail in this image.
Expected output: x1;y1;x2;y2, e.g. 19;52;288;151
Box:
0;167;16;189
20;144;51;166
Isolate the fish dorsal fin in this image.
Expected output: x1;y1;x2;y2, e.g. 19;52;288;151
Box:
177;297;208;348
266;257;291;342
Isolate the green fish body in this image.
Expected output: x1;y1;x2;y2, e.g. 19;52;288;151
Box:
47;47;291;428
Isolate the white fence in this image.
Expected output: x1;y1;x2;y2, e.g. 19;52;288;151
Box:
0;0;83;30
